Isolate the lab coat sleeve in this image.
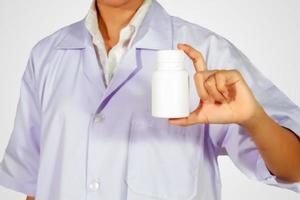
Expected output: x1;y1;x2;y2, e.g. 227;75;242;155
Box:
0;49;40;196
205;34;300;193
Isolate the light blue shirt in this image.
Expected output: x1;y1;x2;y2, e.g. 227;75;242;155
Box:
0;1;299;199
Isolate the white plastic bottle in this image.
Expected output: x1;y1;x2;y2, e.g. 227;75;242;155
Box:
152;50;190;118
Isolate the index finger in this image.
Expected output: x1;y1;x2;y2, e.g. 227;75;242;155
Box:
177;43;207;72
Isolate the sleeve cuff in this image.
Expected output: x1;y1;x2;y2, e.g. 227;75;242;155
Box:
0;166;36;196
277;115;300;138
256;155;300;193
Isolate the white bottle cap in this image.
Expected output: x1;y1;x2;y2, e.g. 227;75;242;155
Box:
156;50;185;63
156;50;185;70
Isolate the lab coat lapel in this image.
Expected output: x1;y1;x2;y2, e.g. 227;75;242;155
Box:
95;1;174;112
56;0;174;113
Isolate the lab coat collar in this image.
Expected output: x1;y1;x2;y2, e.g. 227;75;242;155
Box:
55;0;173;50
55;20;90;49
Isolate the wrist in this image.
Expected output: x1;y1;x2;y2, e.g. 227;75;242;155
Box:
239;104;269;132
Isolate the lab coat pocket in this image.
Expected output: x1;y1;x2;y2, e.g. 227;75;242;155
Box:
126;111;201;200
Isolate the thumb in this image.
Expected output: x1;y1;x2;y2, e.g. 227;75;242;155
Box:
168;104;208;126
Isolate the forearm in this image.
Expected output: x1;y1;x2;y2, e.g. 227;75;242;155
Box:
241;106;300;182
170;43;300;182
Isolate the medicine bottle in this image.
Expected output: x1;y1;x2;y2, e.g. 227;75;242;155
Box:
152;50;190;118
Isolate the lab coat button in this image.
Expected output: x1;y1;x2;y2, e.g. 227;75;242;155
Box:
89;180;100;192
94;113;104;123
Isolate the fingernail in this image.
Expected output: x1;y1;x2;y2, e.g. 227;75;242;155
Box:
222;91;229;99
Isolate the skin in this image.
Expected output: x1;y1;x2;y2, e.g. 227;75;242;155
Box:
96;0;143;53
26;0;300;199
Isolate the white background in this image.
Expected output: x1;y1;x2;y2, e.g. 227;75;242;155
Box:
0;0;299;199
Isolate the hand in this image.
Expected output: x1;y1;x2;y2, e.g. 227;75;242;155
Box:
168;43;264;127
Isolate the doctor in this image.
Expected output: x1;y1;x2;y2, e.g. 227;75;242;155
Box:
0;0;299;200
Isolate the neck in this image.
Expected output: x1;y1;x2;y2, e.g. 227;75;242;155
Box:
96;0;143;48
